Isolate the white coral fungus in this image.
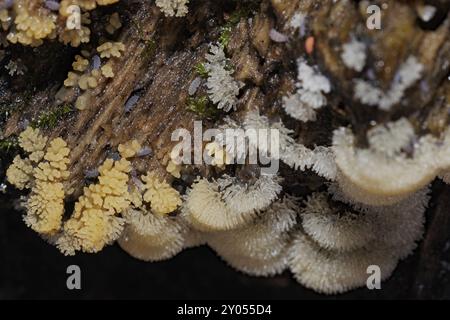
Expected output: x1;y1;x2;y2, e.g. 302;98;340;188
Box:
282;59;331;122
341;38;366;72
204;44;244;112
354;56;423;111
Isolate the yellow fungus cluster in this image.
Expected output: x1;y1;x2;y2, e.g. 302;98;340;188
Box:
72;54;89;72
18;126;48;162
58;13;91;47
56;140;139;254
106;12;122;34
25;138;70;235
6;127;47;190
33;138;70;183
58;157;131;253
166;159;181;178
101;63;114;78
6;128;71;235
6;156;34;190
97;41;125;58
64;41;123;111
141;171;182;215
0;0;120;47
64;71;79;87
6;0;56;47
118;139;141;159
78;69;101;90
6;131;152;256
65;67;101;90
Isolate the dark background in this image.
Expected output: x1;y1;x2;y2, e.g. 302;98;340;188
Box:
2;182;450;300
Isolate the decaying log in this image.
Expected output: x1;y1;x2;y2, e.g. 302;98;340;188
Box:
1;0;450;298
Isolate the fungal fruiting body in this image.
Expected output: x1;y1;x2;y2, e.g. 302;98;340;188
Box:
119;172;186;261
204;44;244;112
3;0;448;297
56;157;131;255
207;196;298;277
354;56;423;111
183;177;252;231
24;138;70;235
6;128;70;235
0;0;120;47
155;0;190;17
289;187;429;294
333;119;450;206
282;59;331;122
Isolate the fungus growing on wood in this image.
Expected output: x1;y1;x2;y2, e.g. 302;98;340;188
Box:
97;41;125;58
288;232;398;295
300;193;375;252
118;175;187;261
6;156;34;190
333;119;450;205
7;128;71;236
183;178;246;231
354;56;423;111
204;44;244;112
141;171;182;215
2;0;449;297
155;0;190;17
282;59;331;122
207;196;298;276
218;174;282;216
341;38;366;72
56;156;131;254
289;186;429;294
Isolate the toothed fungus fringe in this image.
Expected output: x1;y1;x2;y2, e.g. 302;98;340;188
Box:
207;197;298;276
184;177;256;231
333;120;450;205
300;193;375;252
288;187;429;294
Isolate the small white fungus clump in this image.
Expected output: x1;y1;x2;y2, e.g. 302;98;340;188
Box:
341;38;366;72
205;44;244;112
243;111;337;180
354;56;424;111
282;59;331;122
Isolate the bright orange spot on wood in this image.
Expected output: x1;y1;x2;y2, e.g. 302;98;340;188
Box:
305;36;315;55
